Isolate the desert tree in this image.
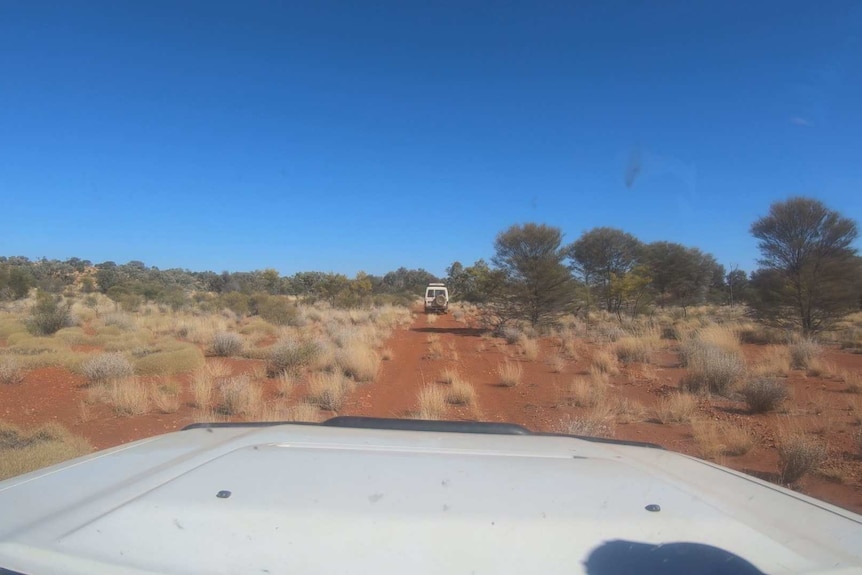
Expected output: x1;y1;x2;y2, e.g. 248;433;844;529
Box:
750;197;860;333
644;242;724;313
567;227;642;315
488;223;577;328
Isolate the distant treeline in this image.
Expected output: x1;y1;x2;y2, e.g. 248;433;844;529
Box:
0;257;438;310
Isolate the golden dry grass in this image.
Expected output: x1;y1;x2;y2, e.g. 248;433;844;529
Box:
652;393;698;424
613;334;658;365
0;357;25;385
0;421;92;480
548;354;566;373
589;348;620;376
426;313;438;324
566;376;607;408
132;342;205;376
750;346;791;377
307;372;353;411
151;385;181;414
842;370;862;394
276;371;295;398
692;420;755;459
446;378;477;406
218;375;263;416
559;405;615;438
497;360;523;387
417;385;447;420
777;431;827;484
519;336;539;361
335;342;379;382
105;377;151;416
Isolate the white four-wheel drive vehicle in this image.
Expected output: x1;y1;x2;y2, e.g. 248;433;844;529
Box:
424;282;448;313
0;417;861;575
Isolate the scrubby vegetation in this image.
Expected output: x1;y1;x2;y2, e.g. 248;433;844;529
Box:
0;421;92;480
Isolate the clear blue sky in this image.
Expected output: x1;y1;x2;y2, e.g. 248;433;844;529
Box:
2;1;860;278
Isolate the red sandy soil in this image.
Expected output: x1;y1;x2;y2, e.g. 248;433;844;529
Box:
2;309;861;514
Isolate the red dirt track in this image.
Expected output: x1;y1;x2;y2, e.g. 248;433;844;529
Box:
2;308;861;514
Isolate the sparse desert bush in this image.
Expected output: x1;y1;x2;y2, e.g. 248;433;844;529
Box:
740;377;789;413
0;318;27;339
210;332;244;357
276;371;295;398
778;433;827;484
548;354;566;373
611;397;647;424
417;385;447;419
566;376;607;408
381;347;394;361
254;295;299;326
805;358;833;378
789;338;821;370
151;385;181;414
519;336;539;361
679;336;745;396
191;369;214;408
106;377;151;415
206;358;232;379
842;370;862;394
652;393;697;424
750;346;791;377
590;348;620;376
499;325;522;345
426;340;444;360
446;378;476;406
559;407;615;438
0;357;25;385
307;372;352;411
80;352;134;384
284;402;321;423
0;421;92;481
218;375;263;416
26;293;75;336
439;368;460;384
497;360;523;387
614;336;655;365
692;420;754;459
103;312;136;331
266;338;320;377
426;313;438;324
335;342;379;382
132;342;205;376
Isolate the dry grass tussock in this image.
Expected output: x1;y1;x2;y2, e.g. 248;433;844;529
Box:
842;370;862;394
679;329;745;396
335;342;379;382
0;421;92;481
750;346;791;377
0;357;25;385
613;331;660;365
565;375;608;408
209;332;244;357
559;406;615;438
102;377;151;416
417;385;447;420
519;336;539;361
496;360;523;387
789;338;821;370
778;431;827;484
80;352;134;384
439;368;460;384
307;372;353;411
589;348;620;376
739;377;789;414
652;393;697;424
266;338;321;377
426;313;438;324
276;371;295;398
218;375;263;416
151;384;181;414
446;378;477;406
548;354;566;373
131;341;205;376
692;420;755;459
